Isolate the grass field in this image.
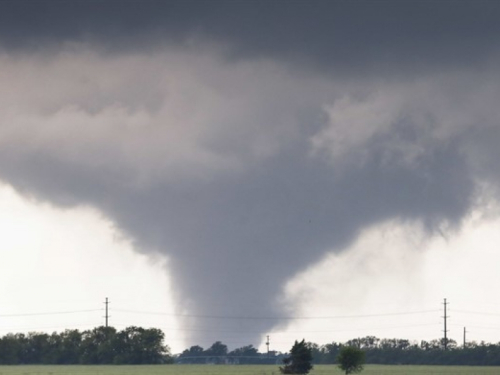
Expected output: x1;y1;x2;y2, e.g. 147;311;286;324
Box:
0;365;499;375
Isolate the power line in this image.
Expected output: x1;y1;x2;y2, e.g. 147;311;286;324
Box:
453;309;500;317
112;308;440;320
110;321;438;335
0;309;101;317
450;324;500;331
0;322;101;332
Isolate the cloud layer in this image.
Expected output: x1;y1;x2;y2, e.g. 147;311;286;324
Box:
1;1;500;347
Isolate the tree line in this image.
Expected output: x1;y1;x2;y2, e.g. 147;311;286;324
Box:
0;326;172;365
179;336;500;366
178;341;281;364
3;327;500;366
307;336;500;366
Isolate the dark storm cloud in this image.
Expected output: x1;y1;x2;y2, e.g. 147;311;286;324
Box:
0;1;500;348
2;0;500;72
0;122;474;346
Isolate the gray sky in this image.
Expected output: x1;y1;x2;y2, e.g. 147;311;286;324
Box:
1;0;500;352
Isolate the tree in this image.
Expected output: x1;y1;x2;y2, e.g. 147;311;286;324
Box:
178;345;205;364
113;326;168;364
58;329;82;364
280;339;313;374
80;326;117;364
229;345;259;364
337;346;365;374
206;341;228;357
204;341;228;364
229;344;258;357
0;333;24;364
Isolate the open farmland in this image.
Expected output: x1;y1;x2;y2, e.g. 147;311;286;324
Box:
0;365;499;375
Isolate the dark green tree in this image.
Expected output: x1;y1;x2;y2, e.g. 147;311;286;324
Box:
113;326;169;364
204;341;228;364
0;326;171;365
280;339;313;374
80;326;117;364
229;344;258;357
229;344;259;364
323;342;341;364
178;345;205;364
0;333;24;364
58;329;82;364
337;346;365;374
306;342;322;364
206;341;228;356
25;332;50;364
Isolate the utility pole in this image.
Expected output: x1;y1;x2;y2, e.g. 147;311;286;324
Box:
443;298;449;350
463;327;467;348
104;297;110;327
266;335;270;357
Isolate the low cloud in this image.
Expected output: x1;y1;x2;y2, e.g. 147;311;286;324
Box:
0;42;499;347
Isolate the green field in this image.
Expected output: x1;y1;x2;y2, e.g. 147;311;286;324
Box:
0;365;499;375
